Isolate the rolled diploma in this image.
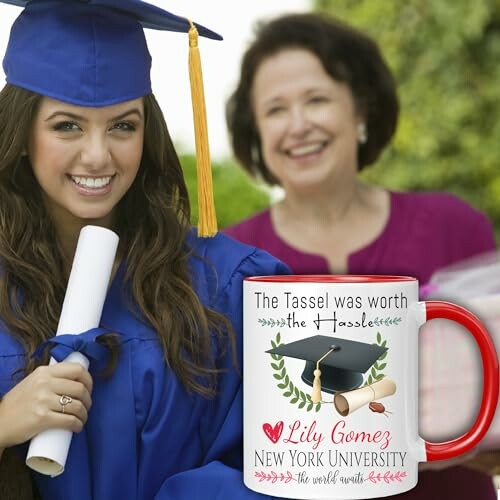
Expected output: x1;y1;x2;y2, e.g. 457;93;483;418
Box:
26;225;119;476
334;377;396;417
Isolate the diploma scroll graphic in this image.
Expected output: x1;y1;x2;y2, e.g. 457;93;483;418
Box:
334;377;397;417
26;225;119;476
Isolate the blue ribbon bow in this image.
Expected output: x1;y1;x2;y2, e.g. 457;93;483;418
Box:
33;327;118;372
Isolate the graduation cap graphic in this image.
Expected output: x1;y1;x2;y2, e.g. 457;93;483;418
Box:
267;335;387;397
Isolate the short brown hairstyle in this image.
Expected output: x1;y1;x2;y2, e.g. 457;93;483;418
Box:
226;12;399;184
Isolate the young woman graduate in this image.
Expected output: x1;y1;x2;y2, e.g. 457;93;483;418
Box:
0;1;287;498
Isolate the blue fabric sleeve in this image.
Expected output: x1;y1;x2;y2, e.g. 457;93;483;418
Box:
152;391;276;500
0;331;26;398
140;248;288;499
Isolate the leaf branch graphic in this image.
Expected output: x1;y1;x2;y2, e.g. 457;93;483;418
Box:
371;316;402;327
270;332;321;413
259;317;288;328
254;470;296;483
366;331;388;385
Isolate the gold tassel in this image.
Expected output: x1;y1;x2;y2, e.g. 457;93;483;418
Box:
187;21;217;237
312;346;338;403
312;367;322;403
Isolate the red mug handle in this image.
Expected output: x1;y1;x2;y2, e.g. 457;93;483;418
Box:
424;301;499;460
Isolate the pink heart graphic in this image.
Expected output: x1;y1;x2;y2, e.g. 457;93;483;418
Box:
262;421;284;444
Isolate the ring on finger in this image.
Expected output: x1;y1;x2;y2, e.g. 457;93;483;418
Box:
59;394;73;414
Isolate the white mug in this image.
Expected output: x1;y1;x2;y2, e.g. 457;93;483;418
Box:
243;275;499;499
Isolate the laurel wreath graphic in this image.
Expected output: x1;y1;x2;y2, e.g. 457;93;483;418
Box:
366;331;388;385
270;332;321;413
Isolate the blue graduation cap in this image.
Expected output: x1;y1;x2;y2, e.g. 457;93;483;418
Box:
1;0;220;235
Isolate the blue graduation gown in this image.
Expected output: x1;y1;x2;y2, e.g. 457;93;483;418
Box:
0;233;288;499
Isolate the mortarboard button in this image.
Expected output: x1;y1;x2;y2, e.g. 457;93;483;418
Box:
267;335;387;395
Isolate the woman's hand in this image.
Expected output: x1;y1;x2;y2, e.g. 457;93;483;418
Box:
0;362;93;450
463;449;500;476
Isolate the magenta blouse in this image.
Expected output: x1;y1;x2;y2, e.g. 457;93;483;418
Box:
224;191;495;285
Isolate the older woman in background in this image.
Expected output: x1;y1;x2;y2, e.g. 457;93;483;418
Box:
224;12;497;499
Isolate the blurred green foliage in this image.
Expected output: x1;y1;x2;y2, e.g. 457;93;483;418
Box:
179;154;270;229
316;0;500;237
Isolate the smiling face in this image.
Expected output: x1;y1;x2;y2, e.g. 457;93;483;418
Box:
252;48;363;194
28;96;144;232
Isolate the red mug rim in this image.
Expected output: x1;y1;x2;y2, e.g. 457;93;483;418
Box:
244;275;417;283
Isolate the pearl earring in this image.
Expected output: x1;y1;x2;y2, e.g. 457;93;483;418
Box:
251;142;262;167
357;123;367;145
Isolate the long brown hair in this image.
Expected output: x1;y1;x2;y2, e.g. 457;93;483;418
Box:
0;84;233;397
